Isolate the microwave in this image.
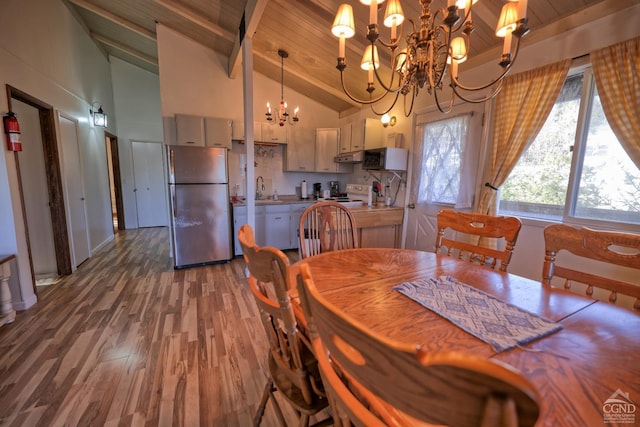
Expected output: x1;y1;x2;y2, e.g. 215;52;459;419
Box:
363;147;408;171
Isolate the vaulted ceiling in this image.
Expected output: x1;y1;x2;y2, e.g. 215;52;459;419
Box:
64;0;629;114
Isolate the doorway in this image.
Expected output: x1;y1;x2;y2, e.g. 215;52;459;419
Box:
7;85;72;295
105;133;125;232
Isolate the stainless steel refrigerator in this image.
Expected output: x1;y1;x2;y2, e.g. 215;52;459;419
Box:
167;145;232;268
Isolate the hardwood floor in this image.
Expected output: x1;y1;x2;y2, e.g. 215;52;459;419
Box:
0;227;311;426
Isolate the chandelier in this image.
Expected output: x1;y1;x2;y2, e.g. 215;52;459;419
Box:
331;0;530;115
266;49;300;126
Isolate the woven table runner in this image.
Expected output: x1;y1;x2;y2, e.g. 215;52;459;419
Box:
393;276;562;352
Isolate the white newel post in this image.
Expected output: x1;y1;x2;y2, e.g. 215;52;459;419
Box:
0;255;16;327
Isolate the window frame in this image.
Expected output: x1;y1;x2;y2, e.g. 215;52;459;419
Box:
497;61;640;233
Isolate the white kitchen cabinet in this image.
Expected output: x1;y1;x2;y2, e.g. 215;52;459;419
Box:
230;121;287;144
316;128;351;173
261;122;287;144
290;202;313;249
350;117;383;150
339;122;363;153
232;205;247;256
233;205;266;255
175;114;205;146
284;126;315;172
232;121;261;141
264;205;291;249
204;117;232;148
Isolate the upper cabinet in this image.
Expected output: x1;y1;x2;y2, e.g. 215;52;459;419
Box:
175;114;232;148
175;114;205;146
346;117;384;150
339;123;363;153
204;117;232;148
316;128;351;174
261;123;287;144
284;126;315;172
231;121;287;144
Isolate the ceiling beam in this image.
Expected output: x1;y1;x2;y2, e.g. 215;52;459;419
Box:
92;33;158;66
154;0;235;41
228;0;269;79
66;0;156;41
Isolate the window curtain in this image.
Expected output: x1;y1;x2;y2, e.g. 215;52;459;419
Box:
477;59;571;216
591;36;640;169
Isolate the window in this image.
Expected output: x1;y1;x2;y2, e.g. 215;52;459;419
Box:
418;115;469;205
499;67;640;226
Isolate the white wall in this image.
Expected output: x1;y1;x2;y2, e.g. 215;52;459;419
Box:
111;57;165;229
0;0;116;308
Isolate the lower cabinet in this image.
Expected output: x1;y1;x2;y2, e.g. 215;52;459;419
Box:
233;203;313;255
233;203;402;255
233;205;267;256
265;205;291;249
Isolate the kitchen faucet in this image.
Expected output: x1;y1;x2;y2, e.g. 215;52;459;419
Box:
256;176;265;199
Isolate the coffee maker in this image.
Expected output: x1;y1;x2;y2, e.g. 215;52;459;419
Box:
329;181;340;197
313;182;322;199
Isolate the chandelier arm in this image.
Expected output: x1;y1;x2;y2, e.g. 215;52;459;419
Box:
451;64;512;92
450;35;522;92
403;88;417;117
451;78;505;103
339;71;392;105
370;91;401;116
434;85;456;114
372;62;407;95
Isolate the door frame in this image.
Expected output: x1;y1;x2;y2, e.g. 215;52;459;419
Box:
6;85;72;294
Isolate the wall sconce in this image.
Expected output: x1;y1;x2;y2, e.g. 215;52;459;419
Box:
381;113;396;128
90;102;108;128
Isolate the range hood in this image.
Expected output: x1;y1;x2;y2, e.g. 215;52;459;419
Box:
334;151;363;163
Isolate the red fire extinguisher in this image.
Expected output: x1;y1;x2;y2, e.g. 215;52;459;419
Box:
3;112;22;152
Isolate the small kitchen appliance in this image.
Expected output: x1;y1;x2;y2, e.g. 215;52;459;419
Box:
313;182;322;199
329;180;340;197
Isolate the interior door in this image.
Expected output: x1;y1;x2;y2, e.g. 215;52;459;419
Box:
132;141;168;228
59;114;90;268
14;100;58;278
405;105;484;251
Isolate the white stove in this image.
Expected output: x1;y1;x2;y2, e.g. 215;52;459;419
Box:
344;183;372;207
314;183;371;207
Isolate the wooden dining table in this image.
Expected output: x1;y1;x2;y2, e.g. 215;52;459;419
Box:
293;248;640;427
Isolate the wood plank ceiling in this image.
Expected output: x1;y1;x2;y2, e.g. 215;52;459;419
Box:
64;0;626;114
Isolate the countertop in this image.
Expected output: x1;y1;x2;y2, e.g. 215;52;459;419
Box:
231;195;403;211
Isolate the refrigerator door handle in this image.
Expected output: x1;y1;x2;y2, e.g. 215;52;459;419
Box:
171;185;177;218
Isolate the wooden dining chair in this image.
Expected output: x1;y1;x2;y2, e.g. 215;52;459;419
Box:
298;201;358;259
543;224;640;311
296;262;541;427
238;224;330;427
435;209;522;272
